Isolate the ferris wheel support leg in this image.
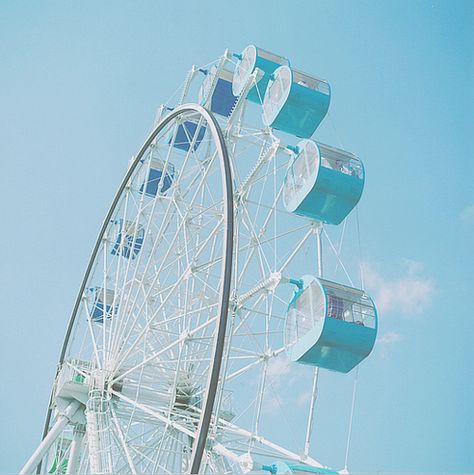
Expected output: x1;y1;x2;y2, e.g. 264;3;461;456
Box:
20;400;81;474
304;225;323;457
65;425;85;474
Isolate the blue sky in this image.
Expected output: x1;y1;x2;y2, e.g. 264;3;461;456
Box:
0;0;473;473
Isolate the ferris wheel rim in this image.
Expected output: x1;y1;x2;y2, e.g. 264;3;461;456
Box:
38;104;234;475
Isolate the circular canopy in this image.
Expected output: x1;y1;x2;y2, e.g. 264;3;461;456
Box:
232;45;257;97
285;275;325;349
283;139;320;213
262;65;292;127
198;65;217;105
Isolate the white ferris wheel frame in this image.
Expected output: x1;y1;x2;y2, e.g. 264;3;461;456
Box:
22;51;357;475
29;104;234;475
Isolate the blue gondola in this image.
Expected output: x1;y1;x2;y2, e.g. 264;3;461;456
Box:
91;287;117;324
232;44;289;103
139;158;174;197
170;120;206;152
199;65;238;117
283;140;364;225
262;461;338;474
262;66;330;138
111;220;144;259
285;275;377;373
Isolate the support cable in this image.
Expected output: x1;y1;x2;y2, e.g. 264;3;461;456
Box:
355;206;365;289
343;366;359;472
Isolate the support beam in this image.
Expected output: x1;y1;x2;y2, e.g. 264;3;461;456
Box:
236;272;282;307
20;400;81;474
66;425;85;474
304;225;323;457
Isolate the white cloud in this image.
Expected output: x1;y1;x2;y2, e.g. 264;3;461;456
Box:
263;354;313;414
460;204;474;223
363;260;434;317
401;258;424;275
376;331;403;358
296;390;312;406
377;331;402;345
266;354;291;379
263;394;283;414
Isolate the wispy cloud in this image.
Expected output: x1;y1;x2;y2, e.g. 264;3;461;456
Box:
376;331;403;357
263;394;282;414
377;331;402;345
263;354;313;414
460;204;474;223
363;260;434;317
266;354;292;380
296;390;312;406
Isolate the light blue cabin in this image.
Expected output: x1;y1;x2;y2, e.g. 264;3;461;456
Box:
285;275;377;374
139;158;174;197
199;66;238;117
111;220;144;260
170;120;206;152
262;461;338;474
91;287;117;324
232;45;289;103
262;66;330;138
283;140;364;225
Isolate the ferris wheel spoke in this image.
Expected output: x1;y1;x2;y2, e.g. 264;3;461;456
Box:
109;135;211;358
232;218;299;282
112;416;138;474
239;205;270;274
111;160;157;304
112;278;212;376
108;408;138;474
111;216;224;369
110;314;218;385
235;195;284;279
125;426;170;473
101;238;112;366
111;390;196;439
104;186;132;352
82;299;103;369
216;417;324;469
108;197;179;360
185;206;308;282
249;153;274;227
110;154;224;363
130;444;168;474
152;426;186;473
250;359;269;443
226;347;285;382
276;227;315;274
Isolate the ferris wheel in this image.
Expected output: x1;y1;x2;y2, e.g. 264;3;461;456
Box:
21;45;378;475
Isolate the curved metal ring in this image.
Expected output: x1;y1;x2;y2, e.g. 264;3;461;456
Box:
37;104;234;474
